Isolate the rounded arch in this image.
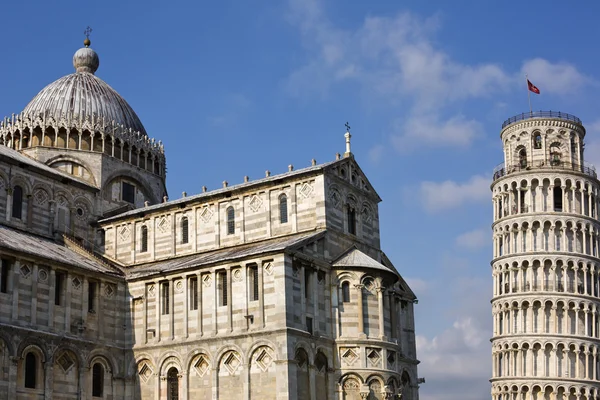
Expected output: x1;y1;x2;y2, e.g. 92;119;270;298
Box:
365;373;385;386
87;348;119;375
214;344;245;366
102;169;160;205
184;348;213;371
293;341;313;363
129;353;156;376
10;175;32;196
246;339;279;365
52;344;84;367
160;356;182;376
157;350;184;373
339;372;364;385
334;271;358;285
18;341;47;363
46;155;98;186
89;355;113;381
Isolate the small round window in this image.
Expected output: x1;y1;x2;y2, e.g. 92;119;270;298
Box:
77;208;84;216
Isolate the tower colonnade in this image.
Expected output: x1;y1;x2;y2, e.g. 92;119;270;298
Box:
491;111;600;400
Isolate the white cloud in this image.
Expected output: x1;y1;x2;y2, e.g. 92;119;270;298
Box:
416;276;492;400
455;229;488;250
419;175;489;213
405;277;430;295
285;1;592;152
521;58;592;94
392;114;482;151
368;144;385;163
417;317;491;400
284;5;510;109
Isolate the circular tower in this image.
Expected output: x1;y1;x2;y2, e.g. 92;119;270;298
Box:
491;111;600;400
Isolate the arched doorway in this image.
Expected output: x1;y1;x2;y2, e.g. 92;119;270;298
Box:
167;367;179;400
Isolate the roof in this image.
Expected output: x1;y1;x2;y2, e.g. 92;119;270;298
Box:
0;224;122;276
100;159;343;223
0;145;97;190
332;247;398;275
126;230;325;280
21;45;146;136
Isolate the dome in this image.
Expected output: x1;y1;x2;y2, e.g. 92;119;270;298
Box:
21;42;147;136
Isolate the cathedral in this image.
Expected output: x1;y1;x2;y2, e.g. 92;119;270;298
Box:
0;37;420;400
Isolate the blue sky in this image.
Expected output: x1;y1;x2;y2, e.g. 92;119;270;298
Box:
2;1;600;399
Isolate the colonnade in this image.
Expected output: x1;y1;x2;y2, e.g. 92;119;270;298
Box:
492;341;600;380
493;219;599;259
0;121;166;177
493;260;600;298
493;181;598;221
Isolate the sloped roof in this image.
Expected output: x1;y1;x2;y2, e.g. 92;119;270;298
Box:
332;247;398;275
100;160;343;223
0;224;122;276
126;230;325;280
0;145;96;189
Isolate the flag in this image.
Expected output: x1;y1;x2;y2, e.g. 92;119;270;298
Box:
527;79;540;94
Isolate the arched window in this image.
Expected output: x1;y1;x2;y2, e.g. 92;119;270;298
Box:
92;363;104;397
550;142;562;166
181;217;189;244
141;226;148;253
534;133;542;149
24;352;37;388
226;207;235;235
97;229;105;248
12;185;23;219
347;205;356;235
518;148;527;168
167;367;179;400
279;194;288;224
341;281;350;303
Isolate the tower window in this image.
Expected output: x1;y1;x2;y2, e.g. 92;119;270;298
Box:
218;271;228;306
306;316;313;335
279;194;288;224
226;207;235;235
554;186;563;211
248;265;259;301
342;281;350;303
92;363;104;397
55;271;65;305
304;268;312;299
161;281;170;315
518;148;527;168
140;226;148;253
181;217;189;244
88;281;97;313
24;352;37;389
0;259;9;293
122;182;135;204
347;206;357;235
189;276;198;311
534;133;542;149
12;185;23;219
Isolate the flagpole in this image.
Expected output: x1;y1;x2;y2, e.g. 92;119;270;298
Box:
526;74;532;114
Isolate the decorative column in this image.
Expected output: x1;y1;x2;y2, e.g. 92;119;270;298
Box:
355;284;365;338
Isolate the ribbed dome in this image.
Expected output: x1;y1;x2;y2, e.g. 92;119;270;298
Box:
21;45;147;136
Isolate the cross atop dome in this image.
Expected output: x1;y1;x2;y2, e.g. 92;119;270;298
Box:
73;28;99;74
84;26;92;47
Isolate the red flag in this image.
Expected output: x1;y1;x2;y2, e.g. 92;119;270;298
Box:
527;79;540;94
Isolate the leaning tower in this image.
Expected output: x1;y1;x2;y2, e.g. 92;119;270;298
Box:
491;111;600;400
